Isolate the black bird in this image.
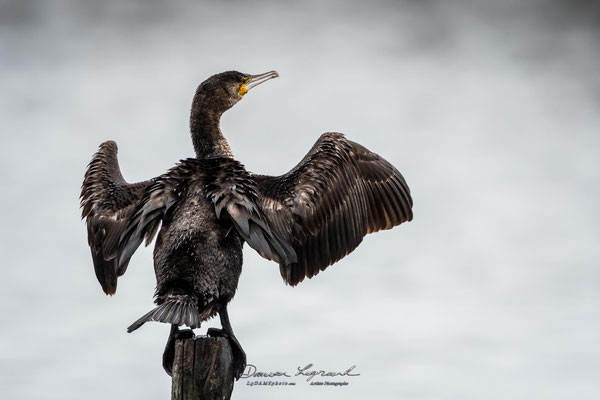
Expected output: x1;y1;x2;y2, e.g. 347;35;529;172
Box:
80;70;413;379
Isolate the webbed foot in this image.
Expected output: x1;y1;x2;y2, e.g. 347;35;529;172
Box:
207;327;247;380
163;324;195;376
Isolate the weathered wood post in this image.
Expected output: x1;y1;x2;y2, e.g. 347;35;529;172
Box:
171;336;235;400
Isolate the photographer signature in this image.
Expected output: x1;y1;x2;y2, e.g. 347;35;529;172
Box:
241;363;360;382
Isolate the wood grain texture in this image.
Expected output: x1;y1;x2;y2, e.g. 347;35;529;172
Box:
171;337;235;400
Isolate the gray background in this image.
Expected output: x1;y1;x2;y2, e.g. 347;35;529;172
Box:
1;0;599;399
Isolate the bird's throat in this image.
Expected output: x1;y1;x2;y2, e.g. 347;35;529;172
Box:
190;110;233;159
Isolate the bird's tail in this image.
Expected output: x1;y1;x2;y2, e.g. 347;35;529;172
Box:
127;297;201;333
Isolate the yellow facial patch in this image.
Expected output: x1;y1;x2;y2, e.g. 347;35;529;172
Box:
238;77;250;96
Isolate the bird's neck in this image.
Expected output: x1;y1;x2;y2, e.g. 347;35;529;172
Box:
190;108;233;159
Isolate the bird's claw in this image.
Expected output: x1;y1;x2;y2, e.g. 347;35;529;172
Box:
175;328;195;340
207;327;225;338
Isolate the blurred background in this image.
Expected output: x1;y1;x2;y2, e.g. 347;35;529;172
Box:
1;0;599;399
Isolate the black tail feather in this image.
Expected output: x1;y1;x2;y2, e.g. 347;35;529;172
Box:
127;298;201;333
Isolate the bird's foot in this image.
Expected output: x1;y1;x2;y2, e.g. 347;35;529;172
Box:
206;327;224;338
175;328;196;340
207;328;247;380
163;325;195;376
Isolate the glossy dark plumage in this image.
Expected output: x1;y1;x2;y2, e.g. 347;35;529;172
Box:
80;70;413;377
253;132;413;285
81;140;155;295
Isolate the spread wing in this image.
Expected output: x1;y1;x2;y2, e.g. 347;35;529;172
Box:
253;132;413;286
80;141;156;295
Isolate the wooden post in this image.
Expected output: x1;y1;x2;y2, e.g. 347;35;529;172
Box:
171;336;235;400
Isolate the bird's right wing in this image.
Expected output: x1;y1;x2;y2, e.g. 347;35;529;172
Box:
80;141;156;295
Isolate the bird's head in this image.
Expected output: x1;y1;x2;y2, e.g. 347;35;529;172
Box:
192;70;279;115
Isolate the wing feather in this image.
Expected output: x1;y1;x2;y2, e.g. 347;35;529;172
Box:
253;132;413;286
203;158;297;266
80;141;156;295
116;158;202;269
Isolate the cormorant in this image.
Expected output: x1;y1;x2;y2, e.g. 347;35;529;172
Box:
80;70;413;379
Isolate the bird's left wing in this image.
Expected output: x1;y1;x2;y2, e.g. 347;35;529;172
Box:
252;132;413;286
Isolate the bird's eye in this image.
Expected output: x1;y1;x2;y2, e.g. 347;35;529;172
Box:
238;77;251;96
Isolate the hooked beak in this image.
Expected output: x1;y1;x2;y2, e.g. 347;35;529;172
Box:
245;71;279;91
